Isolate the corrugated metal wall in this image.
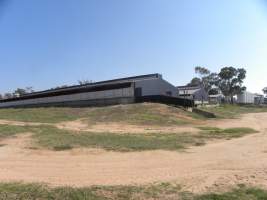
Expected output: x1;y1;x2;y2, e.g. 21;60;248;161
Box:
0;87;134;108
237;92;256;104
0;76;179;108
135;78;178;97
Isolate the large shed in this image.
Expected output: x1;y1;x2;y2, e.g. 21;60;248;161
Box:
0;74;193;108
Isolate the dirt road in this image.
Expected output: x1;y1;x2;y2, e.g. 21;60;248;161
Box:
0;113;267;193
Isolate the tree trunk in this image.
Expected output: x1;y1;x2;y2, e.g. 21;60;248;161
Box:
230;96;234;104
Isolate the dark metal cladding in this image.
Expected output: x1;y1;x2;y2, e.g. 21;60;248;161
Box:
0;82;133;103
0;73;195;108
136;95;194;107
1;73;161;103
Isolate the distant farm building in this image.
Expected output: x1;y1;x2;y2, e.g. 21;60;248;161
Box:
237;91;256;104
208;94;225;104
237;91;265;104
0;74;194;108
254;94;265;105
176;86;209;105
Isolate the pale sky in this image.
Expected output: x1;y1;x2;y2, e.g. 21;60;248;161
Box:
0;0;266;94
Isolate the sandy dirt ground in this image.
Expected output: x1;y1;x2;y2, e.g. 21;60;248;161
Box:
56;119;200;134
0;119;48;127
0;113;267;193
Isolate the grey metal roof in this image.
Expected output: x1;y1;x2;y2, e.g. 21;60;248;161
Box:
176;86;202;90
23;73;161;96
0;73;162;102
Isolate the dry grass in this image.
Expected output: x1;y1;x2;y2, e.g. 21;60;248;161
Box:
0;103;199;126
0;182;266;200
0;124;257;152
199;104;267;119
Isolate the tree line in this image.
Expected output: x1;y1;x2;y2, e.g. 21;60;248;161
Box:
0;87;34;100
187;66;247;103
0;80;94;100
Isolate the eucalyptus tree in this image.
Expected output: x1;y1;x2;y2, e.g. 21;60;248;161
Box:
217;67;246;103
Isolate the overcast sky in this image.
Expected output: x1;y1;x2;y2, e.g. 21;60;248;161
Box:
0;0;267;94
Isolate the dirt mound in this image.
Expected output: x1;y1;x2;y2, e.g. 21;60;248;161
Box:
0;103;202;134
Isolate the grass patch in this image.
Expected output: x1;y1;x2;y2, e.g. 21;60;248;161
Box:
32;126;202;152
0;183;266;200
1;103;265;125
0;124;32;139
0;107;88;123
200;104;267;119
84;103;190;126
0;182;187;200
53;144;73;151
0;124;257;152
0;103;195;125
194;185;267;200
0;124;198;151
0;182;104;200
198;127;258;139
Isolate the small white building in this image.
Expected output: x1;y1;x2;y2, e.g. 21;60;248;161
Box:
236;91;256;104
